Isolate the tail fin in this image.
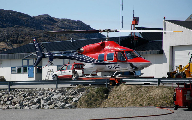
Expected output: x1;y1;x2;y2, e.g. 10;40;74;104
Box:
33;38;45;66
33;38;54;66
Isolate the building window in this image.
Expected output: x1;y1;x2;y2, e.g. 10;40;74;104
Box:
17;67;22;73
23;60;28;66
23;67;28;73
98;54;104;62
11;67;16;74
11;67;24;74
29;59;33;66
107;53;114;61
22;59;34;66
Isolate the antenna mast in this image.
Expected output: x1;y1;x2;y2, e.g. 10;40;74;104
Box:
119;0;123;44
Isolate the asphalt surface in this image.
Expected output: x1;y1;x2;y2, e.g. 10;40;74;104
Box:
0;107;191;120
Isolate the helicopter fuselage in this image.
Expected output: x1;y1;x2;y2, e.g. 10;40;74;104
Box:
79;41;151;72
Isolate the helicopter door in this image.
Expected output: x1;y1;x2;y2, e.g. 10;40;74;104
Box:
116;52;126;61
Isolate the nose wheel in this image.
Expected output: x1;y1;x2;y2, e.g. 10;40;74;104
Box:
109;80;116;86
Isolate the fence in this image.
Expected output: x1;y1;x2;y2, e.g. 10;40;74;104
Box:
0;79;109;91
1;78;192;91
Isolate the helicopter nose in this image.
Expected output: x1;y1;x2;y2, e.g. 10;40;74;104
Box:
140;62;152;68
129;57;152;70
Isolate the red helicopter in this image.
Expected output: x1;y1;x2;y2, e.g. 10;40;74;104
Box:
30;29;182;77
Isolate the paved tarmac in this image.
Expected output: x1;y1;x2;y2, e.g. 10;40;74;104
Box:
0;107;191;120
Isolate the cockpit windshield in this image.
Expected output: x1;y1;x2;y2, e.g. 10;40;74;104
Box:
125;51;141;59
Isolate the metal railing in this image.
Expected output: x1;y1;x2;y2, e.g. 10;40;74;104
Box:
1;78;192;91
123;78;192;86
0;79;109;91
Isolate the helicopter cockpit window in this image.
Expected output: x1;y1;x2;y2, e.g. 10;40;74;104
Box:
98;54;104;62
117;52;126;61
125;51;141;59
107;53;114;61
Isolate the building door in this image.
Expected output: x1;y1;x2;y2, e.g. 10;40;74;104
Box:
28;67;34;78
173;45;192;71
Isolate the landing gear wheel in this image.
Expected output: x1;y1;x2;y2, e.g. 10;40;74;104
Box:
52;74;58;80
174;73;184;78
109;80;116;86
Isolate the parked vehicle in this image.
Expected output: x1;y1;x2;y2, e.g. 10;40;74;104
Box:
52;63;84;80
167;54;192;78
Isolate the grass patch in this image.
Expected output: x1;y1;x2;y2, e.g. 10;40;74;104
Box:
77;84;175;108
101;84;175;108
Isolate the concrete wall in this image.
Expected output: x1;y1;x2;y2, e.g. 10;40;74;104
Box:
163;20;192;77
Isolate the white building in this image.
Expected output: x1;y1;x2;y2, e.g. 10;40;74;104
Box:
141;16;192;78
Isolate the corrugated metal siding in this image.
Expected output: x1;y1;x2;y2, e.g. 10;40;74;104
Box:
138;50;163;55
0;53;35;59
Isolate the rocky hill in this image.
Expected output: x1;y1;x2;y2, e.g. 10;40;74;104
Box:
0;9;105;51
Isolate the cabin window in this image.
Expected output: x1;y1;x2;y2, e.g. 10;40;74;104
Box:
107;53;114;61
125;51;140;59
117;52;126;61
98;54;104;62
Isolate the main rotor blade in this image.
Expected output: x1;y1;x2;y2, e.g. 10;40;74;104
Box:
47;30;100;34
118;30;183;32
46;29;183;34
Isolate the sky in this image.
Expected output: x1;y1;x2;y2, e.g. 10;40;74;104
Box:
0;0;191;37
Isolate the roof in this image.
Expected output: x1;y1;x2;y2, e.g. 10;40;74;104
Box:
0;37;123;54
186;14;192;21
0;35;164;58
135;27;163;41
166;20;192;30
135;40;162;51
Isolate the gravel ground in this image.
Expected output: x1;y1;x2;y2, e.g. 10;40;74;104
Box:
0;107;191;120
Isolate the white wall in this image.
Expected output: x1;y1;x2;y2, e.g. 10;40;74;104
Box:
163;20;192;77
141;54;167;78
0;59;38;81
